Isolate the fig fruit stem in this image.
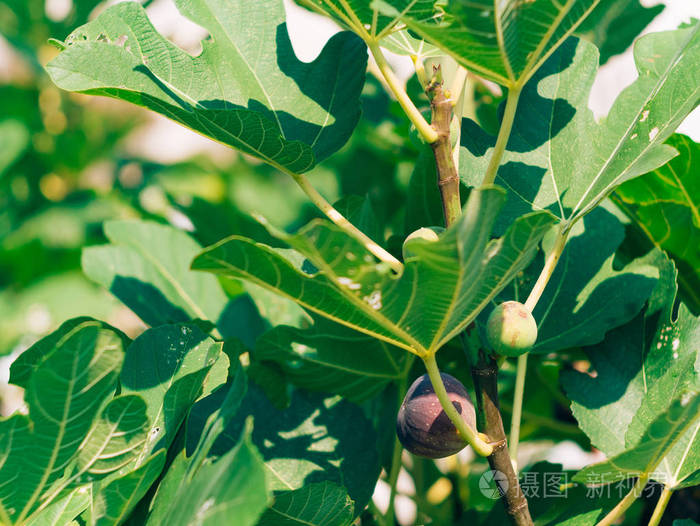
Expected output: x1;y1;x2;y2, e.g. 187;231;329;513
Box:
481;86;521;187
427;74;462;227
647;485;673;526
595;474;650;526
422;354;493;457
472;355;534;526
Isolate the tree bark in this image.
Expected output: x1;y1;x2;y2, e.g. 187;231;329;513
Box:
427;77;461;227
472;356;533;526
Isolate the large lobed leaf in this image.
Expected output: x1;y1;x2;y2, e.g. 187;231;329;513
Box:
148;420;269;526
82;220;229;328
381;0;599;86
0;320;125;524
565;253;700;489
187;381;380;520
254;315;408;402
47;0;367;173
614;134;700;312
574;0;664;64
461;26;700;228
298;0;435;40
193;188;555;355
120;323;225;465
528;209;659;353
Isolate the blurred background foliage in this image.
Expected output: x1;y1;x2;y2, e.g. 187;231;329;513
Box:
0;0;698;524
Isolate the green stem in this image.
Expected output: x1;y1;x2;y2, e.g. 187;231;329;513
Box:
385;435;402;525
422;353;493;457
523;225;569;312
368;41;439;144
648;486;673;526
481;87;521;187
385;370;411;525
287;170;403;273
595;474;649;526
411;54;429;90
509;352;528;465
501;225;570;471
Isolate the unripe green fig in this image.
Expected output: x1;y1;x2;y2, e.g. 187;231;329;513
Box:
485;301;538;356
402;226;444;260
396;372;476;458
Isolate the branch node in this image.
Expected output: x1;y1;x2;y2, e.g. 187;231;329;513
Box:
427;74;461;227
489;438;508;452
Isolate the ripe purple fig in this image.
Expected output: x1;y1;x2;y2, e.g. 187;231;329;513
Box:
396;372;476;458
485;301;538;356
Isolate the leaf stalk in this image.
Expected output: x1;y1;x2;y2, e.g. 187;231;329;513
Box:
524;225;569;312
508;224;570;470
368;41;439;144
287;170;403;273
422;353;493;457
508;352;528;466
595;474;650;526
481;86;521;187
647;486;673;526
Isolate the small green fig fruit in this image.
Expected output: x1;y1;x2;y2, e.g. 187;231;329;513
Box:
396;372;476;458
402;227;444;260
485;301;538;356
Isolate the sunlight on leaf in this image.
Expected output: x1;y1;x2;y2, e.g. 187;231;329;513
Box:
565;253;700;489
0;320;124;524
47;0;367;173
614;134;700;312
461;26;700;228
380;0;599;86
193;188;555;355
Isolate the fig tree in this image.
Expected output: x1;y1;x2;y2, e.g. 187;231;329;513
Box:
402;226;444;260
396;372;476;458
485;301;538;356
